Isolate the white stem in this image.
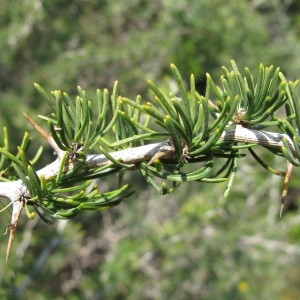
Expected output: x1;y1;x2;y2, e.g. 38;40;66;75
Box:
0;127;294;205
220;125;294;150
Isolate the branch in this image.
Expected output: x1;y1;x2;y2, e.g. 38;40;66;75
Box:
1;61;299;262
0;126;290;212
0;127;292;202
0;127;293;261
19;126;294;184
220;125;294;151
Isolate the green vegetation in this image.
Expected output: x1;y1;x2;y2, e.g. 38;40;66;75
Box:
1;1;300;299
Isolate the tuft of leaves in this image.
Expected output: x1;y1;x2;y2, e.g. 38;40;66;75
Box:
1;61;299;222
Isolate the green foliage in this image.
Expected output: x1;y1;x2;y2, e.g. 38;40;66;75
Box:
1;1;300;299
1;60;300;226
0;128;43;182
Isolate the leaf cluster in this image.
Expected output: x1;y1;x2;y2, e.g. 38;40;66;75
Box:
0;61;299;222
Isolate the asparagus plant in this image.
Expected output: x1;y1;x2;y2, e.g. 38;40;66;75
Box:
0;60;299;262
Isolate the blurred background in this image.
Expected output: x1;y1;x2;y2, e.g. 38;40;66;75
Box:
1;0;300;299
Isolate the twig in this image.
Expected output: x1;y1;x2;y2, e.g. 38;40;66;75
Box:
5;200;24;263
13;126;295;182
220;125;294;151
0;126;296;261
23;113;64;159
280;161;294;217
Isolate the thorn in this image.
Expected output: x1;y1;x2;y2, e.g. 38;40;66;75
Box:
279;203;285;218
23;113;52;141
23;113;63;158
280;161;293;217
5;224;16;263
5;200;24;263
118;170;125;188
